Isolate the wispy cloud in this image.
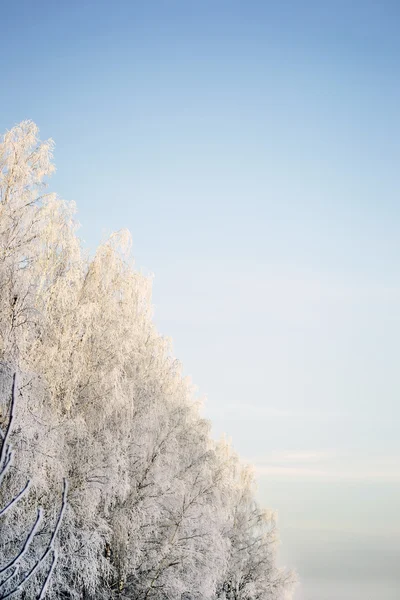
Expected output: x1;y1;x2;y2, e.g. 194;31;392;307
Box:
252;450;400;482
206;402;347;420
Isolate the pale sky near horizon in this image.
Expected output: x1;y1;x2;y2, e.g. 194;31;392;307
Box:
1;1;400;598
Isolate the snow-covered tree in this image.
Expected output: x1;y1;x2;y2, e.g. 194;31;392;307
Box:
0;121;294;600
214;452;294;600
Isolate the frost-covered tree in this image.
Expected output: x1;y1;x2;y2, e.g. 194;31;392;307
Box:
214;450;294;600
0;121;81;364
0;121;294;600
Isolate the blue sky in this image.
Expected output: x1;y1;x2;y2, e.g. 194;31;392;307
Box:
1;1;400;598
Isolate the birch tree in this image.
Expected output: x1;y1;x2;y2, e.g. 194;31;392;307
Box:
215;453;294;600
0;121;294;600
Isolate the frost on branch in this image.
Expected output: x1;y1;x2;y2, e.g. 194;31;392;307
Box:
0;370;67;599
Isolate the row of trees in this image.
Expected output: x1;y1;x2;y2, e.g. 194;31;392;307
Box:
0;121;294;599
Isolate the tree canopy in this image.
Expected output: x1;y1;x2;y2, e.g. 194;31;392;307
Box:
0;121;294;600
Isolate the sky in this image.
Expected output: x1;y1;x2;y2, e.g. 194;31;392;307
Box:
1;1;400;598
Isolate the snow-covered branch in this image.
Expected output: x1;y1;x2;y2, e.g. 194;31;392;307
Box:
0;373;68;599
